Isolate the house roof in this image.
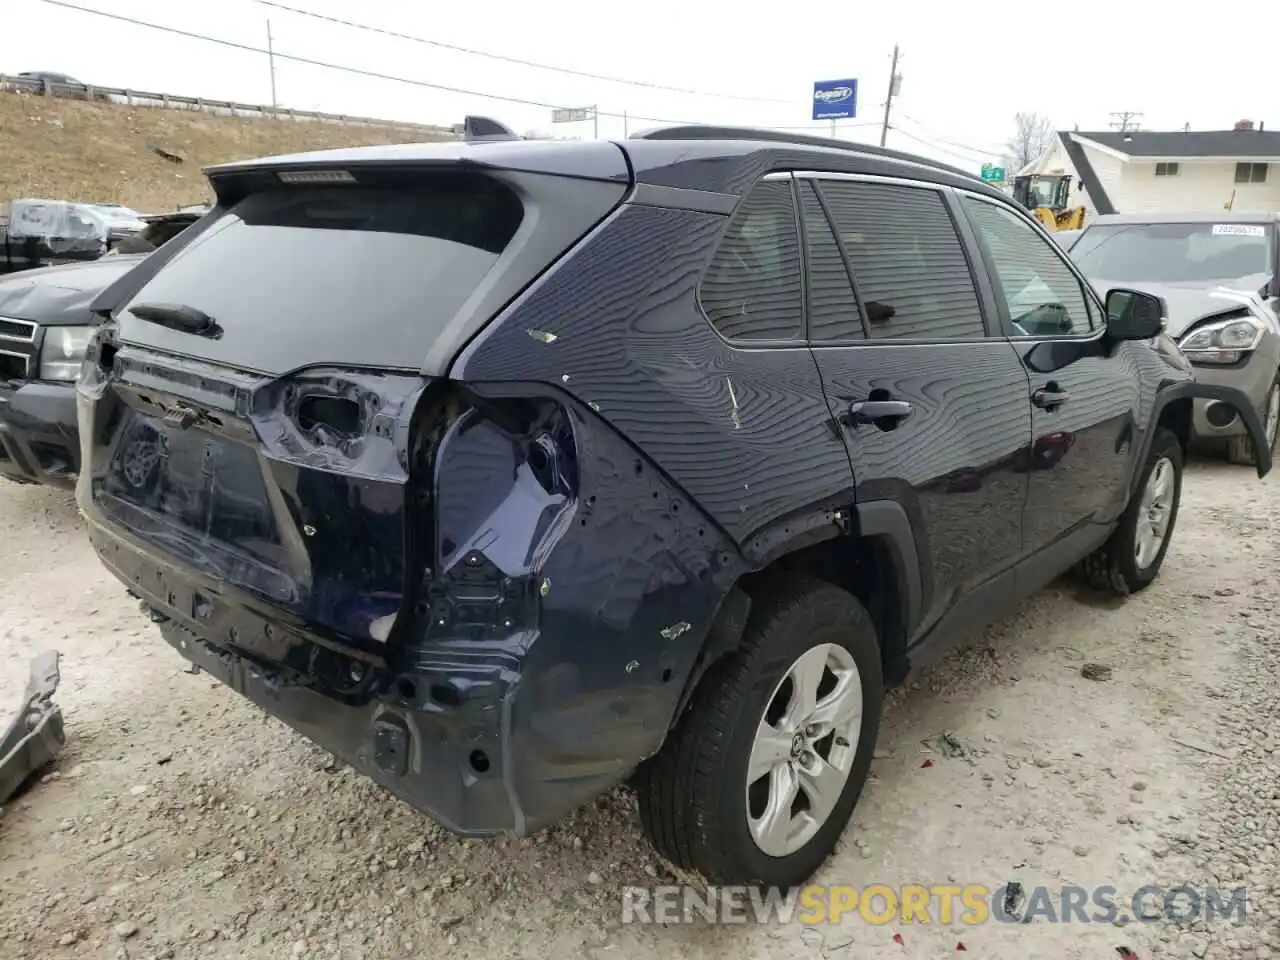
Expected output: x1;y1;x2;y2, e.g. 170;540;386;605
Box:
1073;129;1280;159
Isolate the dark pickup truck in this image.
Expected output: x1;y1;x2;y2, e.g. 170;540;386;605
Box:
0;254;148;485
0;207;207;485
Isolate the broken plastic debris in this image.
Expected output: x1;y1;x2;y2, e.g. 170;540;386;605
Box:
923;731;971;760
956;944;967;952
1003;881;1024;915
526;329;558;344
920;759;933;769
892;932;904;946
0;651;66;804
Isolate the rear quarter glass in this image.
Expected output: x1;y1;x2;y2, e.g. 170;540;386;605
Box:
114;178;522;374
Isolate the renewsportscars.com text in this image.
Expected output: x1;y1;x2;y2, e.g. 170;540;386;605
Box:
620;883;1248;926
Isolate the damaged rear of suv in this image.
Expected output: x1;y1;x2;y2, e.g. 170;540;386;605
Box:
77;132;728;845
77;122;1271;890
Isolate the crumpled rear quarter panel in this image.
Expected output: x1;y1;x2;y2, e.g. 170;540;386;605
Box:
411;384;746;832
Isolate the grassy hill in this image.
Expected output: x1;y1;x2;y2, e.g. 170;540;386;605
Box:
0;91;455;213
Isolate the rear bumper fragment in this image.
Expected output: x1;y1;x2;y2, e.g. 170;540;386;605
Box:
156;621;518;837
0;651;66;805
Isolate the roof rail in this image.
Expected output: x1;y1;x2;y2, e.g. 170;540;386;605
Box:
629;124;977;180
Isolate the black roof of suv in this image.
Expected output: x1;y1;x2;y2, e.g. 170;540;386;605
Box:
76;123;1271;890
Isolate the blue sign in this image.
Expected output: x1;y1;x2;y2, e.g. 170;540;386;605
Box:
812;78;858;121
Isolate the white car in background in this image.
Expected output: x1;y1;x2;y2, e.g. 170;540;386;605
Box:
1070;212;1280;465
1051;228;1083;251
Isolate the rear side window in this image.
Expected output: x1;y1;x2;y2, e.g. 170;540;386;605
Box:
798;182;865;341
699;180;804;341
120;177;523;373
817;180;986;340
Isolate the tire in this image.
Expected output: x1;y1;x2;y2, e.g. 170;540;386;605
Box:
1225;378;1280;466
635;579;883;889
1078;426;1183;596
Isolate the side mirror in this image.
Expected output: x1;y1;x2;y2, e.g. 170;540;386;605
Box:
1105;288;1166;340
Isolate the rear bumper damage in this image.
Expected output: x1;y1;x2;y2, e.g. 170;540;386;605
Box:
0;651;66;805
78;373;747;837
156;617;518;836
85;516;527;836
86;504;736;837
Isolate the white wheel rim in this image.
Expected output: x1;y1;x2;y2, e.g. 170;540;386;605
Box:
746;643;863;858
1134;456;1175;569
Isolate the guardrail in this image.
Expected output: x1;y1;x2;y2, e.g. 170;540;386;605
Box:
0;74;457;136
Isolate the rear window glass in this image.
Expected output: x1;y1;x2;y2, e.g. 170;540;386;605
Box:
119;178;523;373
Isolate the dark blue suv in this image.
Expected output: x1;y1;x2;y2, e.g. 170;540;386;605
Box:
74;123;1270;889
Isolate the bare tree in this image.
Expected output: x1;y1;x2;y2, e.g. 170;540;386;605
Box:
1005;112;1056;172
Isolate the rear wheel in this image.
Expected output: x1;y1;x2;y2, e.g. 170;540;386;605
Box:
1225;378;1280;466
1079;426;1183;596
635;579;883;888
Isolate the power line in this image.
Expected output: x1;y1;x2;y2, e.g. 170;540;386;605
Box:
39;0;705;125
41;1;872;135
41;2;901;137
887;125;987;168
895;112;1004;159
772;122;880;132
258;1;793;105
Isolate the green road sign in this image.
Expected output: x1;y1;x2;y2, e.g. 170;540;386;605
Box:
980;164;1007;183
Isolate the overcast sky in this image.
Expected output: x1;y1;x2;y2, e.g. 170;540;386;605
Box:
9;0;1279;173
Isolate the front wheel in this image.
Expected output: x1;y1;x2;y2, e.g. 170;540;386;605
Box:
1079;426;1183;595
635;579;883;889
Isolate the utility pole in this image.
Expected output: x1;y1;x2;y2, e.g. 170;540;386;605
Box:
266;19;278;109
879;43;901;148
1108;110;1143;133
592;105;599;140
623;110;628;137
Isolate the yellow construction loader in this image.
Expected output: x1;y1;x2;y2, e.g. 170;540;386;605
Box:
1012;172;1086;231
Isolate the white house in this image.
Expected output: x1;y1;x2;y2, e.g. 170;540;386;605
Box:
1021;122;1280;217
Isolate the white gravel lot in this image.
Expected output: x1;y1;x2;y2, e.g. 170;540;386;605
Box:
1;460;1277;959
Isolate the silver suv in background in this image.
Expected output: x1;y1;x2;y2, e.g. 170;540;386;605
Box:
1070;213;1280;465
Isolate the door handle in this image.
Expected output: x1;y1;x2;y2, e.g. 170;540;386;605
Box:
1032;386;1070;410
847;399;914;425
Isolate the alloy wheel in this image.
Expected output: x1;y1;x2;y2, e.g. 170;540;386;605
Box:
1134;456;1175;569
745;643;863;857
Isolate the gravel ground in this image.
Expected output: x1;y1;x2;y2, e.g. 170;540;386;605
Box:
1;460;1276;959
